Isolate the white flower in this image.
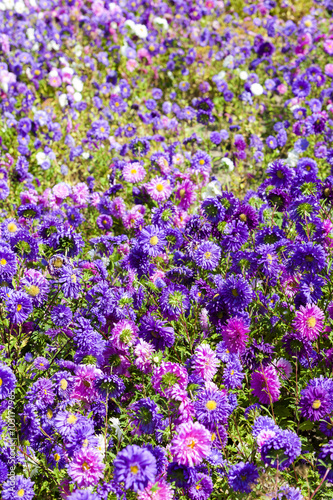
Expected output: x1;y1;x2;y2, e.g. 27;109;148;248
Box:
202;180;222;200
26;28;35;41
3;0;14;9
82;152;89;159
15;1;26;13
36;152;46;166
73;44;82;57
95;434;106;458
153;16;169;31
32;43;39;52
58;94;68;107
73;92;82;102
286;150;299;167
110;418;122;440
239;71;248;80
134;24;148;39
221;157;234;172
72;76;83;92
124;19;136;31
215;70;226;81
223;55;234;69
47;40;60;51
250;83;264;96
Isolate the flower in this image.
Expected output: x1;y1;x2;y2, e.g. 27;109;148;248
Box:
51;304;72;327
272;485;304;500
71;364;102;403
2;475;35;500
228;462;259;493
261;429;301;470
129;398;162;435
188;473;213;500
293;304;324;341
0;363;16;399
114;445;157;492
5;291;33;324
139;314;175;351
152;362;188;398
111;319;138;350
317;440;333;483
68;491;100;500
123;162;146;183
160;284;190;321
251;365;281;404
146;177;172;202
220;275;253;312
138;226;167;257
192;344;219;381
170;421;211;467
273;358;293;380
299;384;330;421
194;389;230;425
68;447;105;488
222;317;249;354
0;245;17;279
194;241;221;270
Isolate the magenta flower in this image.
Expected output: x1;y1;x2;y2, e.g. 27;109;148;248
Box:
71;364;103;403
137;480;174;500
145;177;172;202
111;319;138;350
123;162;146;183
293;304;324;341
251;365;281;405
170;421;211;467
222;317;249;354
68;447;105;488
192;344;219;381
152;362;188;398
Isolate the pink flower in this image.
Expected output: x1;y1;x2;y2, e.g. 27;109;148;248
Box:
293;304;324;341
251;365;281;405
68;447;105;487
273;358;293;380
146;177;172;202
175;180;197;210
123;162;146;183
324;39;333;55
277;84;287;95
222;317;249;354
20;189;39;204
138;480;174;500
71;364;102;403
126;59;138;72
48;68;62;87
110;196;126;218
0;34;10;54
71;182;90;206
152;362;188;398
111;319;138;350
170;421;211;466
257;429;277;450
134;339;155;374
325;64;333;77
138;48;152;65
52;182;71;199
192;344;219;381
61;67;74;84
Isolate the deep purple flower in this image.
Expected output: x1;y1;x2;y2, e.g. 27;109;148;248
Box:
160;284;190;320
0;363;16;399
51;304;73;327
113;444;157;492
5;291;33;324
228;462;259;493
251;365;281;404
194;241;221;270
261;429;301;470
194;389;230;426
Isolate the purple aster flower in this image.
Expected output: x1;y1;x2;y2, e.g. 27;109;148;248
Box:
221;221;249;252
257;244;279;277
194;389;230;426
261;429;301;470
139;313;175;351
160;283;190;320
68;447;105;488
0;245;17;279
129;398;162;435
113;444;157;492
89;119;110;140
138;225;166;257
167;462;197;488
0;363;16;399
292;77;311;98
54;411;82;438
192;344;219;382
51;304;73;327
293;304;324;341
228;462;259;494
5;291;33;324
10;229;39;261
2;475;35;500
317;440;333;483
130;137;150;158
266;136;277;149
188;473;213;500
222;317;249;354
299;384;330;421
194;241;221;270
68;490;100;500
223;359;244;389
220;275;253;312
33;356;49;371
287;242;326;274
201;197;225;223
58;266;82;299
210;131;222;145
111;319;138;350
251;365;281;404
21;269;49;307
272;485;304;500
96;373;125;400
152;362;188;398
299;274;324;304
27;377;55;410
252;416;278;437
266;160;294;188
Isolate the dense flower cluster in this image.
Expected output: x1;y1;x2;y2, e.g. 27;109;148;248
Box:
0;1;333;499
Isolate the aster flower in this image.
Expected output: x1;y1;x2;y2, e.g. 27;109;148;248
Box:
201;197;225;223
188;473;213;500
54;411;82;438
287;242;326;274
114;444;157;492
223;359;244;389
220;275;253;312
272;485;304;500
170;421;211;467
137;479;174;500
222;317;249;354
138;225;167;257
221;221;249;252
58;266;82;299
111;319;138;350
152;362;188;398
160;283;190;321
273;358;293;380
293;304;324;341
2;475;35;500
0;245;17;279
194;241;221;270
51;304;72;327
134;339;155;373
261;429;301;470
71;364;102;403
68;447;105;488
194;389;230;425
299;384;330;421
251;365;281;405
21;269;50;307
167;462;197;488
317;440;333;483
123;162;146;183
68;491;100;500
175;179;197;210
129;398;162;435
146;177;172;202
5;290;33;324
139;313;175;351
192;344;220;381
0;363;16;399
27;377;55;410
228;462;259;494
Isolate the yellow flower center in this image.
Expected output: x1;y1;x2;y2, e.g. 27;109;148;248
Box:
28;285;40;297
204;252;211;259
8;222;17;233
60;379;68;390
187;440;197;449
67;414;77;425
276;170;284;179
199;159;205;165
307;316;316;328
156;183;164;192
304;20;312;27
231;370;234;375
312;399;321;409
232;288;239;297
83;438;89;447
305;255;314;262
211;432;216;441
82;461;90;471
47;409;53;419
239;213;247;222
130;465;139;474
206;400;217;411
54;258;63;268
100;127;105;132
17;490;25;498
196;484;201;490
267;254;273;263
71;274;77;283
54;453;61;461
17;304;22;312
0;258;6;266
115;102;119;107
150;236;158;246
179;188;185;198
130;168;137;174
0;378;2;387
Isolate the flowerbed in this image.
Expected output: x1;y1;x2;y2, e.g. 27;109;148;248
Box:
0;1;333;499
